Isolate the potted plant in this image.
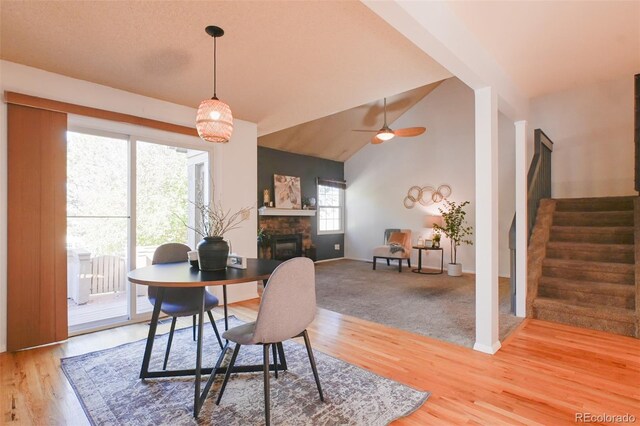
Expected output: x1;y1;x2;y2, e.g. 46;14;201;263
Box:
432;231;441;248
184;198;252;271
433;200;473;276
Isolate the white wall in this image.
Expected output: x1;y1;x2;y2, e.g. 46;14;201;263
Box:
344;78;515;276
210;119;258;304
498;108;516;275
0;60;258;352
530;75;635;198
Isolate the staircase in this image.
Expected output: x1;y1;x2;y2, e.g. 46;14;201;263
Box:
530;196;638;337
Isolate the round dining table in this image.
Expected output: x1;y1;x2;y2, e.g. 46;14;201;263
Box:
128;258;282;418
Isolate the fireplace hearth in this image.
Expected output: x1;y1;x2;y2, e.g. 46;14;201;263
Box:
271;234;303;260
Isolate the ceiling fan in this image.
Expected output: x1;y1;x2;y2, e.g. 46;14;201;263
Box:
353;98;426;144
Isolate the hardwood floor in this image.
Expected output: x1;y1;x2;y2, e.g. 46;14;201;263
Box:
2;298;639;425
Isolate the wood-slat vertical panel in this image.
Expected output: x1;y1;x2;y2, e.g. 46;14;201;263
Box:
7;104;68;351
635;74;639;192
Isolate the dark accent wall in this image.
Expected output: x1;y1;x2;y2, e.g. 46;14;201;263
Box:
258;147;344;260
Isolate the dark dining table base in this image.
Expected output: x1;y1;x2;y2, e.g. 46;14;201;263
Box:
138;284;288;418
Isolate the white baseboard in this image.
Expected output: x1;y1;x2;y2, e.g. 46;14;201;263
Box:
345;257;372;263
315;257;345;264
473;340;502;354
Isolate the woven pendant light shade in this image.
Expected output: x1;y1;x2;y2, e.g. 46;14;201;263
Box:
197;25;233;143
196;98;233;143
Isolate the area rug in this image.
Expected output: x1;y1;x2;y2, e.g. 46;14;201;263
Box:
62;317;429;425
315;259;522;348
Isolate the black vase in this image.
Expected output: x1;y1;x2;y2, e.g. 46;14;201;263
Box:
197;236;229;271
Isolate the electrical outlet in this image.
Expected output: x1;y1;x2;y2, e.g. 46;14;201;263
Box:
334;244;340;250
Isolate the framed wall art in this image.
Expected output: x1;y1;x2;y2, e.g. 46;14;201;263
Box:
274;174;302;209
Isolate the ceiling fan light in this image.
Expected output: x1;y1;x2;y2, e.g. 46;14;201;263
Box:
376;130;394;141
196;98;233;143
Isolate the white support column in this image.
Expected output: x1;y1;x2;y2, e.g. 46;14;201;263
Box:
514;120;528;317
474;86;501;354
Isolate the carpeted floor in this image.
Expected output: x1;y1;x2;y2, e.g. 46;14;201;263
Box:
62;316;429;426
315;259;522;348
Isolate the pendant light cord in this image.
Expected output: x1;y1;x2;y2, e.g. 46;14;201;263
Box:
212;35;218;100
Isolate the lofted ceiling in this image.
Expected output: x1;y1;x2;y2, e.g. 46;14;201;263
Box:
5;2;633;161
258;81;443;162
448;1;640;98
0;1;451;136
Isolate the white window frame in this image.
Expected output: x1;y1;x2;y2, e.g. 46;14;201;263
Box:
317;184;345;235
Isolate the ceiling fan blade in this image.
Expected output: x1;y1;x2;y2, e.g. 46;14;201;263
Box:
371;135;384;144
394;127;426;137
352;129;379;133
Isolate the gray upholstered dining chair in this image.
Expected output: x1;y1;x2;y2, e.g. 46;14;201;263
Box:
149;243;223;369
215;257;324;426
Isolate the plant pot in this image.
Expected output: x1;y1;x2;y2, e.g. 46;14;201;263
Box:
447;263;462;276
197;236;229;271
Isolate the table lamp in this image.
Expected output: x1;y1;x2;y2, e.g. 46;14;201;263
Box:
424;215;444;246
424;215;444;229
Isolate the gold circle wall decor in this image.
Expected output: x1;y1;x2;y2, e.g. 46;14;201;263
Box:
403;184;452;209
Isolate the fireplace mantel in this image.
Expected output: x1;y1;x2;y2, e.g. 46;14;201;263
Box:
258;207;316;217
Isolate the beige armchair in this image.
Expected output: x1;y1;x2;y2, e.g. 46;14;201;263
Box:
372;229;412;272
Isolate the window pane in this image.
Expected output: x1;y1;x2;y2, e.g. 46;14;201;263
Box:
319;207;341;231
67;131;129;329
136;141;190;249
318;185;340;207
67;131;128;217
317;184;343;233
135;141;208;314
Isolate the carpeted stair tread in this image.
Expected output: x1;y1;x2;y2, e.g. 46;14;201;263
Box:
533;298;634;323
550;226;634;244
542;261;634;284
545;242;634;263
532;298;636;336
546;241;634;252
552;211;634;227
550;225;634;235
538;277;635;309
554;196;635;212
542;258;634;274
539;277;635;295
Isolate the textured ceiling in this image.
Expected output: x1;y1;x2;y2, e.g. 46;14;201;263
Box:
449;1;640;98
258;81;443;162
1;1;451;136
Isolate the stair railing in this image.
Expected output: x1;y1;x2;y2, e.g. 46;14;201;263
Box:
509;129;554;313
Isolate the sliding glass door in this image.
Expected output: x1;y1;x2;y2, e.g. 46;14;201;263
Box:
67;131;130;331
135;141;208;314
67;126;210;332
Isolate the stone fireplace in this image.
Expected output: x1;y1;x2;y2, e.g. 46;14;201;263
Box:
258;216;312;259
